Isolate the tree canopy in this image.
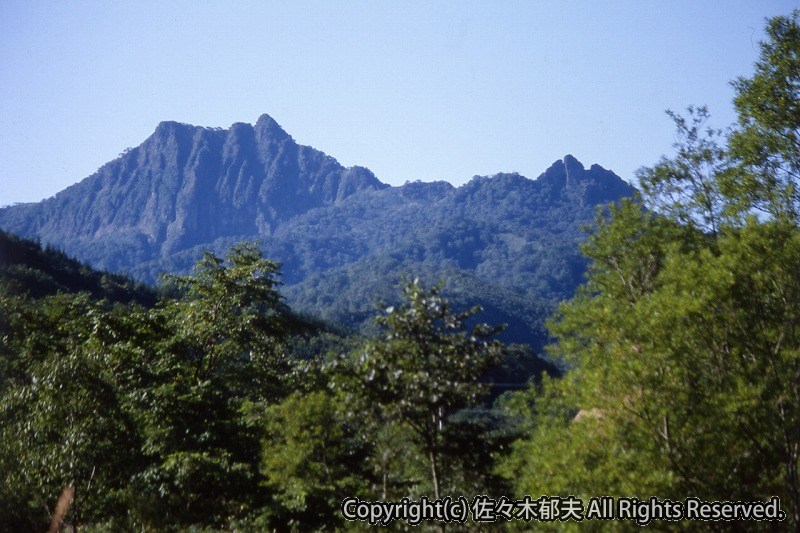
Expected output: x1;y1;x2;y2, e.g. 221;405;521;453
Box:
2;10;800;531
502;10;800;529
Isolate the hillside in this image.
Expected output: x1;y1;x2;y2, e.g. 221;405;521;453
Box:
0;229;155;305
0;116;634;347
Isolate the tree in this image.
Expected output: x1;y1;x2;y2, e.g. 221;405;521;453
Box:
132;242;295;526
0;241;305;528
258;390;372;529
332;279;504;503
637;106;729;236
161;241;292;400
502;11;800;527
0;294;144;529
727;10;800;221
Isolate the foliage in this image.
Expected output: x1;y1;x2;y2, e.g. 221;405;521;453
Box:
331;279;505;501
728;10;800;220
0;236;524;530
7;11;800;531
502;10;800;529
0;228;155;304
0;243;304;529
257;390;372;529
0;295;143;529
637;106;729;235
160;242;293;401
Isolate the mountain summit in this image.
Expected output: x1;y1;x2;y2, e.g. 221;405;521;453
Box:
0;115;634;345
538;154;632;205
0;115;386;262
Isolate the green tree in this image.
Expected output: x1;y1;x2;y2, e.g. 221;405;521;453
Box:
0;294;143;529
161;241;292;401
333;279;505;502
0;241;306;529
728;10;800;221
638;106;729;236
502;11;800;528
257;389;372;529
132;242;294;526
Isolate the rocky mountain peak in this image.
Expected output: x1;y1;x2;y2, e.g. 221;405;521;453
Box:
541;155;589;185
153;120;195;139
0;115;634;289
255;113;291;143
0;113;392;256
562;154;585;178
536;155;633;205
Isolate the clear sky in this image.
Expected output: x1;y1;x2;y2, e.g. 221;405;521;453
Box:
0;1;797;205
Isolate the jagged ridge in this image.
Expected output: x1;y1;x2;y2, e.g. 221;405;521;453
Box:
0;115;634;346
0;114;387;263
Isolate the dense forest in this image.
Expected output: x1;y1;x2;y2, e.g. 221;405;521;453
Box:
1;11;799;531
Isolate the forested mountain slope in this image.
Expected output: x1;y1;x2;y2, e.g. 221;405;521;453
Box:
0;116;633;346
0;229;155;304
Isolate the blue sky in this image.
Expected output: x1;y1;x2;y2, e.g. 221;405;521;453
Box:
0;1;796;204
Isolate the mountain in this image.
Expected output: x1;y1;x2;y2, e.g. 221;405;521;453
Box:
0;115;634;348
0;114;387;272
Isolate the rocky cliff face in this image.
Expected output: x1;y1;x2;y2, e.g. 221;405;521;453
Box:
0;115;635;346
0;112;637;348
0;114;387;263
537;154;634;206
